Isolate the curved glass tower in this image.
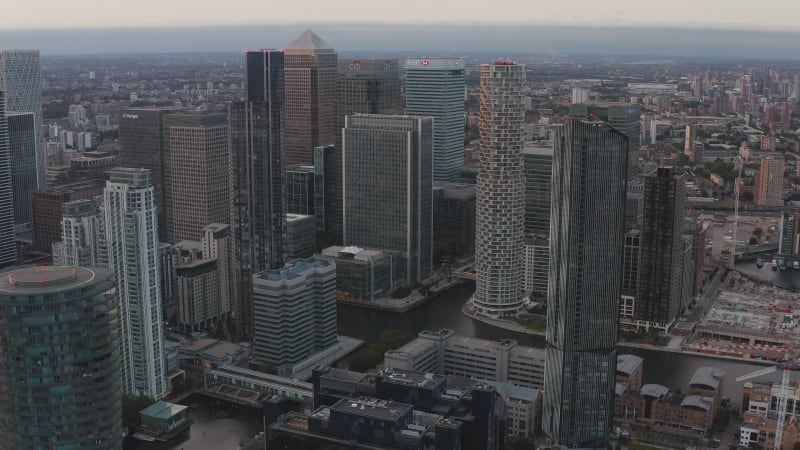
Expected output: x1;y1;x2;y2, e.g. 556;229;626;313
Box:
543;119;628;446
472;61;526;317
0;265;122;449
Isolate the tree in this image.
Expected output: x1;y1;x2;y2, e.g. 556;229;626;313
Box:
753;227;763;237
259;361;277;375
508;436;537;450
749;237;758;245
122;395;155;426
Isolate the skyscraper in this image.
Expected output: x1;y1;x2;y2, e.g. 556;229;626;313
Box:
329;58;403;240
229;49;286;338
104;168;168;399
343;114;433;285
637;167;687;330
754;155;785;206
0;50;43;189
544;119;628;446
118;107;178;241
405;57;466;182
522;143;554;239
7;112;36;232
472;61;526;317
570;103;641;179
0;266;122;450
284;30;337;165
164;113;229;243
0;87;14;268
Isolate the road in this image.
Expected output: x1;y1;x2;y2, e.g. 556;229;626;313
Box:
685;264;725;323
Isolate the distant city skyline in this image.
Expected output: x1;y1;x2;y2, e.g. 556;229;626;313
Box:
2;24;800;59
3;0;799;31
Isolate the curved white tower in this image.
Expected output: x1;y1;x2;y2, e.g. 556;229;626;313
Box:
472;61;526;317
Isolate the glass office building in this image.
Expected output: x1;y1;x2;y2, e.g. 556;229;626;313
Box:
343;114;433;285
543;119;628;446
405;57;465;182
0;50;43;189
8;113;36;232
0;266;122;449
0;89;14;268
229;49;286;338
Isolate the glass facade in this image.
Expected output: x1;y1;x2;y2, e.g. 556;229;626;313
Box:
330;59;403;242
544;119;628;446
638;167;687;327
569;103;641;180
432;182;475;264
0;50;43;189
118;107;177;241
0;266;122;449
343;115;433;285
0;89;14;267
8;113;36;231
230;49;286;338
286;166;315;215
522;145;553;240
405;57;466;182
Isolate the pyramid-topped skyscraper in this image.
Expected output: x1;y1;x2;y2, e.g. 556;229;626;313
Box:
284;29;337;165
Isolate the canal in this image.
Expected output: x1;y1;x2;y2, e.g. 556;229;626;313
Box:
337;281;782;402
129;270;792;449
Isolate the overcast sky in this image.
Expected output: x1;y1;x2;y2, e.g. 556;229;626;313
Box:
4;0;800;31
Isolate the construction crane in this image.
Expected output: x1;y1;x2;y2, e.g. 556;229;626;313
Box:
736;357;800;450
730;156;744;270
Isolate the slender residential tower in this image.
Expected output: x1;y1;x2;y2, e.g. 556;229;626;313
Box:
104;168;168;399
543;119;628;446
472;61;526;317
229;49;286;338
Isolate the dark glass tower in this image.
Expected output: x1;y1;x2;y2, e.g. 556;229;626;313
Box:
8;112;36;232
343;114;433;285
0;266;122;449
637;166;687;328
118;107;177;241
228;49;286;338
543;119;628;446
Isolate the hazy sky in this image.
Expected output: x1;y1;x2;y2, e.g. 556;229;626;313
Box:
4;0;800;31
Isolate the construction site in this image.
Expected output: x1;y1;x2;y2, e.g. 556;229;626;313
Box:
683;270;799;362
